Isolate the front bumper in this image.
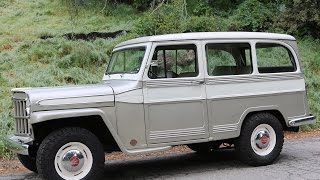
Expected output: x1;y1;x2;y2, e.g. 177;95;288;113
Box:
4;135;33;155
288;115;316;127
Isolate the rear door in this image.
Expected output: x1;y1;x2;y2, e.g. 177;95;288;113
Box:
203;41;255;140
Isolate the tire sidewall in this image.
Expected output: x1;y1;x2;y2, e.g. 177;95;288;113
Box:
17;154;37;173
237;113;284;166
36;128;104;180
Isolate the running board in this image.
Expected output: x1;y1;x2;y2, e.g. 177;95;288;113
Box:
125;146;172;155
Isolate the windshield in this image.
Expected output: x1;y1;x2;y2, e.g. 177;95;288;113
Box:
106;47;146;75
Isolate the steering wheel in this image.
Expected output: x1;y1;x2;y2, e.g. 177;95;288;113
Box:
148;70;158;79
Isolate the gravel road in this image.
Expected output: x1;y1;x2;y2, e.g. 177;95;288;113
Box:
2;137;320;180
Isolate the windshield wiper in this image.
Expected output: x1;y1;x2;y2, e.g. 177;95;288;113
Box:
105;71;111;78
127;70;139;74
106;70;139;75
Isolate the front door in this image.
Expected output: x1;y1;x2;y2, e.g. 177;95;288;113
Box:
143;41;209;144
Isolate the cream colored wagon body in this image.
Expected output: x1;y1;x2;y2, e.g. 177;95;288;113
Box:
6;32;315;180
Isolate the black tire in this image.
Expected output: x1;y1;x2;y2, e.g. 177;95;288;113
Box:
17;154;37;173
187;142;221;154
236;112;284;166
36;127;105;180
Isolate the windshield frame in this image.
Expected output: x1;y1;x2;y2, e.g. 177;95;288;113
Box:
106;46;146;75
103;42;151;81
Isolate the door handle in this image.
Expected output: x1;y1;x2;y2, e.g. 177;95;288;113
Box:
191;80;205;84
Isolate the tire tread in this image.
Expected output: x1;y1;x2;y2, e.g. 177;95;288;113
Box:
17;154;38;173
36;127;104;180
236;112;284;166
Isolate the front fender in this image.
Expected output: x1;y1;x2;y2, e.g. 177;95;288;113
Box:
30;108;130;154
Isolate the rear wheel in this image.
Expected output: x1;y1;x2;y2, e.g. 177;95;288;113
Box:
36;127;105;180
17;154;37;173
236;112;284;166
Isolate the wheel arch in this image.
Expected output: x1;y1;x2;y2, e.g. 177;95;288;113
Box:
30;108;126;153
239;106;296;133
32;115;120;152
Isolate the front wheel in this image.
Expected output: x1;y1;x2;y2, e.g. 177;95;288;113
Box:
236;112;284;166
17;154;37;173
36;127;105;180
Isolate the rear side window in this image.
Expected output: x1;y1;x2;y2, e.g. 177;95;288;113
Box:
256;43;296;73
206;43;252;76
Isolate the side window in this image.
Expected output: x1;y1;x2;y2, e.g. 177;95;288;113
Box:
148;44;198;79
206;43;252;76
256;43;296;73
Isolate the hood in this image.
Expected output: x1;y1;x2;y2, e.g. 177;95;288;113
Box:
12;84;115;112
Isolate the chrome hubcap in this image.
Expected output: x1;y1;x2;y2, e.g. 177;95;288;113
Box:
61;150;85;172
55;142;93;180
254;130;270;149
250;124;276;156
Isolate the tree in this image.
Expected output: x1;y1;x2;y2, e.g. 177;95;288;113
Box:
281;0;320;38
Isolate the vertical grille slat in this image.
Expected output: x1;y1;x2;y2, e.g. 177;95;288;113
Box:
16;101;20;118
19;102;23;118
26;119;29;133
14;101;17;117
18;119;21;133
13;98;30;135
24;119;28;133
22;101;25;116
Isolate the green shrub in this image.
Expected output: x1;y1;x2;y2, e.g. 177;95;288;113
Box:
187;0;250;17
228;0;276;31
298;38;320;129
132;0;154;11
135;1;186;35
133;1;220;35
187;0;213;16
0;111;15;158
184;16;221;32
280;0;320;38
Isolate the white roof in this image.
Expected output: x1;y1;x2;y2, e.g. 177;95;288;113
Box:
116;32;295;47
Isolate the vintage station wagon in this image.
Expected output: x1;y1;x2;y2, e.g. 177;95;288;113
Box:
7;32;315;180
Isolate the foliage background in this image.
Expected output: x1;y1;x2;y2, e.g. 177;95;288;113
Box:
0;0;319;157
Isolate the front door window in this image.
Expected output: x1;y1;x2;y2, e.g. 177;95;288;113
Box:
148;44;198;79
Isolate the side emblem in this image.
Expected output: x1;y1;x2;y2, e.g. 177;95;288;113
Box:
130;139;138;146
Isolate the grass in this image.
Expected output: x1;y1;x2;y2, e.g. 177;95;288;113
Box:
0;0;138;158
298;38;320;130
0;0;320;158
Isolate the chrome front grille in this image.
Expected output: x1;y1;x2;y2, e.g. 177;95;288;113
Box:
13;99;30;135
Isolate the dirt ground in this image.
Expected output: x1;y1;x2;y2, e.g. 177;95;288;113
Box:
1;129;320;176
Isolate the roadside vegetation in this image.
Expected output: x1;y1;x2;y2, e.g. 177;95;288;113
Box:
0;0;319;157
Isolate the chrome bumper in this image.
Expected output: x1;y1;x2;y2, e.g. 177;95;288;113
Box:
4;135;33;155
288;115;316;127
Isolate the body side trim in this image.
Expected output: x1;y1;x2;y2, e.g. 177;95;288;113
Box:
206;73;303;85
208;90;305;101
150;127;206;140
37;95;114;107
212;123;238;134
